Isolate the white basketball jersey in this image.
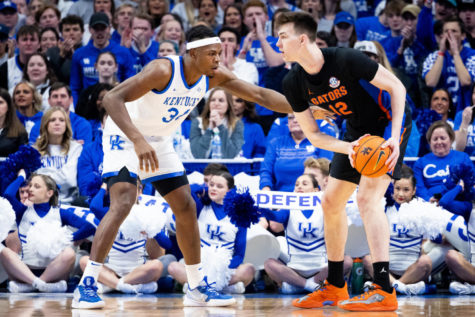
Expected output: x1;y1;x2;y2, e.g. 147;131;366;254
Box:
198;205;238;250
103;55;208;137
386;205;423;272
468;210;475;265
106;231;147;269
18;206;62;268
285;205;327;271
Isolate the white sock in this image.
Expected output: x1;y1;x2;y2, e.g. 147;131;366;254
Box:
185;263;204;289
304;278;319;292
79;260;103;285
32;277;46;290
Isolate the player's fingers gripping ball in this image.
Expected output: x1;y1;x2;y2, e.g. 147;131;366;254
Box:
352;135;392;177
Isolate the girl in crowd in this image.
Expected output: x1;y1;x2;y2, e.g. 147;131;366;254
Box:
13;81;43;137
1;171;95;293
299;0;323;23
156;19;186;55
264;174;353;294
171;0;200;31
364;167;432;295
158;40;179;57
197;0;220;33
0;88;28;158
39;27;59;54
190;88;244;159
222;4;248;38
331;11;356;48
22;53;57;109
168;172;255;294
34;107;83;204
231;95;266;158
147;0;169;29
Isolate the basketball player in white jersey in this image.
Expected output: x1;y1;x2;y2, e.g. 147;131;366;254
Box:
72;25;293;309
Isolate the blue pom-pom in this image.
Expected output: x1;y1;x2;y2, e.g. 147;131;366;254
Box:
84;172;103;199
223;188;261;228
416;109;442;135
0;145;42;193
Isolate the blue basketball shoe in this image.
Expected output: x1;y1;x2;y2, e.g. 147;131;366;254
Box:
184;277;236;307
71;276;105;309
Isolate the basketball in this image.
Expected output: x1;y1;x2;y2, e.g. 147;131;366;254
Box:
352;135;392;177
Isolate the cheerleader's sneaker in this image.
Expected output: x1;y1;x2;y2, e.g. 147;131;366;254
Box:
338;283;398;311
72;277;105;309
449;281;475;295
38;280;67;293
8;281;36;293
135;282;158;294
184;277;236;307
281;282;305;295
292;281;349;308
406;281;426;295
222;282;245;294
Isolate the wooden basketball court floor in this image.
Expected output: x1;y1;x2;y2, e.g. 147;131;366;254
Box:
0;293;473;317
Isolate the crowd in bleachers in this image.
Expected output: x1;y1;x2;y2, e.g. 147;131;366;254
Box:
0;0;474;297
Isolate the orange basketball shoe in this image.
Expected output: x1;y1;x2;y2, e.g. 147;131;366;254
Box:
337;284;398;311
292;281;349;309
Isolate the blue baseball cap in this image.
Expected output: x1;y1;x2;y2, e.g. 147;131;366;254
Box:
0;1;17;12
334;11;355;26
436;0;457;8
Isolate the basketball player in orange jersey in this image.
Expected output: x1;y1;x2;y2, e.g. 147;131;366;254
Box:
275;12;412;311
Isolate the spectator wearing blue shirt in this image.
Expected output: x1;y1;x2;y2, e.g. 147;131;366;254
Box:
458;0;475;48
413;120;473;202
121;13;159;74
423;16;475;112
231;95;266;158
381;4;428;108
239;0;284;119
29;83;92;146
110;3;135;45
260;114;327;192
417;0;458;53
454;83;475;155
355;2;390;41
70;12;135;104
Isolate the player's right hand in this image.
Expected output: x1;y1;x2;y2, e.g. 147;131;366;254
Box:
134;139;159;173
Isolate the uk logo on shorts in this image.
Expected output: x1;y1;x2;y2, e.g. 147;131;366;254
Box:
329;77;340;88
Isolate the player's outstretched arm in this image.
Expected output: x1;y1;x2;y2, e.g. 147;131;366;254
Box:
210;66;293;114
102;59;173;172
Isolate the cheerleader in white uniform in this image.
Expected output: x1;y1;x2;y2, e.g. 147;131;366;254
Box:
446;210;475;294
264;174;353;294
79;183;173;294
168;172;255;294
364;167;432;295
1;171;96;293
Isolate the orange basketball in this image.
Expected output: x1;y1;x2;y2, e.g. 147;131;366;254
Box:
352;135;392;178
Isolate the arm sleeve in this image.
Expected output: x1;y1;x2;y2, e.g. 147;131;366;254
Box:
220;120;244;159
77;145;101;198
261;208;290;224
438;185;472;218
4;175;27;217
28;123;40;145
229;227;247;269
189;119;213;158
60;208;96;241
416;6;437;52
153;230;173;250
89;188;108;220
74;119;93;144
259;139;278;189
118;50;137;81
70;52;82;105
190;183;205;215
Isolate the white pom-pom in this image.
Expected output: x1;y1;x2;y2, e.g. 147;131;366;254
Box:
25;220;73;260
201;245;232;291
0;198;16;242
346;200;363;227
120;202;166;241
396;198;453;239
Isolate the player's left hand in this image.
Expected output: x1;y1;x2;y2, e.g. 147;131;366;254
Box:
348;134;370;167
309;106;336;125
381;137;400;172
